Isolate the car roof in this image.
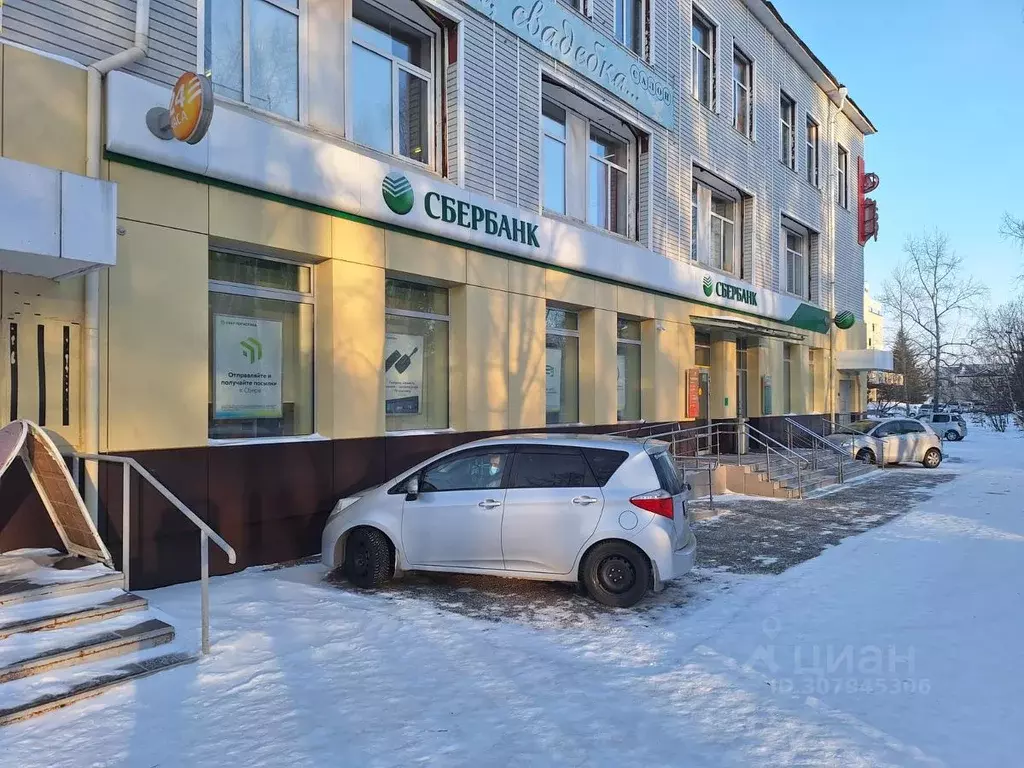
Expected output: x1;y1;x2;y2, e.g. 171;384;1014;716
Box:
459;433;651;453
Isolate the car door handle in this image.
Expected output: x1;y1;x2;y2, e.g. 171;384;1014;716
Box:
572;496;599;506
478;499;502;509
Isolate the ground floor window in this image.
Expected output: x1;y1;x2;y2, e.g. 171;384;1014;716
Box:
546;307;580;424
809;349;818;410
616;318;642;421
736;337;748;418
782;343;793;414
695;330;711;367
385;279;449;432
208;250;314;439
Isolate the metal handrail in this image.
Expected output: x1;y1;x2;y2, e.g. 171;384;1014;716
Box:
744;422;811;468
785;418;852;460
67;452;236;655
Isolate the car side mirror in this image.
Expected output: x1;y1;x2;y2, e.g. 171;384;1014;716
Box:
405;476;420;501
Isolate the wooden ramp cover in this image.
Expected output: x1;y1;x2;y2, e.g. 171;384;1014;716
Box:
0;420;112;567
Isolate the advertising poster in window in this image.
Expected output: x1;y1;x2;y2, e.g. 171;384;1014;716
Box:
545;346;562;413
214;314;283;419
617;354;627;412
385;333;424;415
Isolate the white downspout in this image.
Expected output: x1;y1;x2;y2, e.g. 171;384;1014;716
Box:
83;0;152;518
827;85;848;427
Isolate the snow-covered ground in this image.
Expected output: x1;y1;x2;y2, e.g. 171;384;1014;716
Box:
3;428;1022;766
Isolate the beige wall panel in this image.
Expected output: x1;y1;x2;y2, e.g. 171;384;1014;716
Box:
641;320;681;422
210;188;332;258
508;292;546;429
386;230;466;283
746;340;764;417
307;0;346;137
314;259;336;436
332;216;385;268
508;260;545;297
330;260;385;438
763;338;785;416
579;308;617;425
791;345;811;414
710;333;737;419
593;280;616;312
617;286;655;319
106;221;208;451
2;46;86;174
109;163;209;233
546;270;595;308
451;285;509;432
466;250;509;292
656;295;689;325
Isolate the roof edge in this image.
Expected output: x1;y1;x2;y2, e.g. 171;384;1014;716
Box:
751;1;877;135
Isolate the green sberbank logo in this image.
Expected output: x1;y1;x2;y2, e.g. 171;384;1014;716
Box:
703;274;757;307
240;336;263;364
834;310;856;330
382;171;415;215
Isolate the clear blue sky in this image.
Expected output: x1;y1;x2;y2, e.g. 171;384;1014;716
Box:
775;0;1024;307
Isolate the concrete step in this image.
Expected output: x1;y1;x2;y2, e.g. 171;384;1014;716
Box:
0;569;124;609
0;591;147;639
0;617;175;684
0;647;196;727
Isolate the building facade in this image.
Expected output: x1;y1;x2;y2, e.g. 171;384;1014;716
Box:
864;284;884;350
0;0;878;585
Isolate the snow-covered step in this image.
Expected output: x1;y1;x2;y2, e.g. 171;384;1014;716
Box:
0;645;195;727
0;590;147;639
0;615;176;683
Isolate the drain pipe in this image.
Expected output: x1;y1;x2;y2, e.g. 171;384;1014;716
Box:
827;85;848;428
83;0;152;519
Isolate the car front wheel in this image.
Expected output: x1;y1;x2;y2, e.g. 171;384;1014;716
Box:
944;430;959;442
856;447;876;465
343;527;394;588
581;541;651;608
922;448;942;469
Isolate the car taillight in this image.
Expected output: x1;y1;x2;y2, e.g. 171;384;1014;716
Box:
630;490;674;519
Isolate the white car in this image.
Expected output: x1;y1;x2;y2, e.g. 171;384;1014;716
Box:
321;434;697;608
828;418;943;468
918;412;966;441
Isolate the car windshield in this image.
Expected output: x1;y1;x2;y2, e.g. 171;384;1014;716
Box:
834;420;876;435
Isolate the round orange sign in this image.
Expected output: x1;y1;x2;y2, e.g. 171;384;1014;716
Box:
169;71;214;144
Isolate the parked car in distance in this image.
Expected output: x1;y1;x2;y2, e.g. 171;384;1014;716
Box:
827;418;943;468
919;412;967;441
321;434;697;608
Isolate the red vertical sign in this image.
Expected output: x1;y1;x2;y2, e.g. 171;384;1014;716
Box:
686;369;700;419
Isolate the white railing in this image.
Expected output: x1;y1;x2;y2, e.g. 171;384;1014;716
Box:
68;452;236;655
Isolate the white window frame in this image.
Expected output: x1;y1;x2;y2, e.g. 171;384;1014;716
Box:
691;9;716;110
782;344;793;414
806;113;820;187
546;306;581;426
587;125;630;236
348;0;438;168
541;82;638;241
616;317;642;422
559;0;590;16
199;0;307;123
732;45;753;138
779;91;796;170
782;223;808;298
692;168;744;278
709;193;736;274
837;144;850;208
615;0;648;59
541;99;568;215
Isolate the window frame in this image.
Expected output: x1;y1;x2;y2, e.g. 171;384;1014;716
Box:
347;0;439;168
691;8;716;110
782;223;808;299
201;0;307;123
508;446;598;489
782;343;793;414
545;306;581;425
837;144;850;208
587;124;630;236
207;247;316;442
616;317;642;422
384;278;451;434
692;168;745;278
732;45;753;138
805;113;820;188
779;91;796;170
615;0;648;59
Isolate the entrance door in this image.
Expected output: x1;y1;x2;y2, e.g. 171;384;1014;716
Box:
837;379;853;415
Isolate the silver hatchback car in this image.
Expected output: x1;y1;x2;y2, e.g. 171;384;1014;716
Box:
828;418;943;468
321;434;697;607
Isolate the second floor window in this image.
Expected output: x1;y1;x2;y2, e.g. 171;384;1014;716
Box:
588;127;628;236
732;48;752;137
351;0;435;165
692;11;715;108
616;0;645;56
542;100;567;215
205;0;300;120
837;145;850;208
784;225;806;297
780;92;796;169
692;170;744;278
806;116;819;186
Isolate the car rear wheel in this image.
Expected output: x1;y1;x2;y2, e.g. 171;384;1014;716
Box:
944;430;959;441
856;447;876;465
581;541;650;608
922;448;942;469
343;527;394;588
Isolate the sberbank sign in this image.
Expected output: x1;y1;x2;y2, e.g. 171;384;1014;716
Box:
383;170;540;248
703;274;757;307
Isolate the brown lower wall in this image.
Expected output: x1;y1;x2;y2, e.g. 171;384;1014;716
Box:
0;415;858;589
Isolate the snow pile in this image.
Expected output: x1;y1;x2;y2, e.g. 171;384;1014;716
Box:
1;431;1021;766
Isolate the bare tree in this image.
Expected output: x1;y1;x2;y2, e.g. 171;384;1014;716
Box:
971;298;1024;427
1001;212;1024;251
880;231;987;407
